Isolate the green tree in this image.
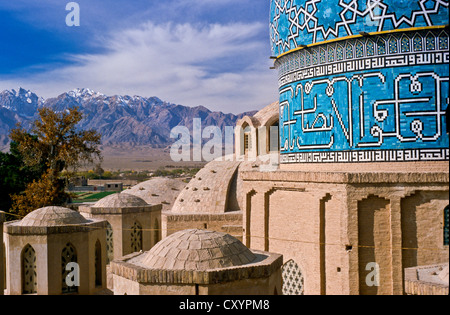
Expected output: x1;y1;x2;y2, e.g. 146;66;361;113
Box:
9;106;102;217
0;141;45;213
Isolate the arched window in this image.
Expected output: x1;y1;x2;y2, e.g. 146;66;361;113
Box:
131;221;143;253
401;35;410;53
305;50;311;66
312;48;319;65
438;31;448;50
377;38;386;55
328;45;335;62
413;34;423;51
366;40;375;56
95;240;102;287
281;259;304;295
319;47;326;63
243;126;252;155
62;243;78;294
22;244;37;294
269;121;279;153
426;32;436;51
345;42;353;59
355;40;364;57
336;44;344;60
388;36;398;54
106;222;114;264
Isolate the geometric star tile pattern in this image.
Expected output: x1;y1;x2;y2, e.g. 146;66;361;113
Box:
270;0;449;56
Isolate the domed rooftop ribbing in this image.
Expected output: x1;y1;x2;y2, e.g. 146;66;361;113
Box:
20;206;89;227
123;177;187;211
138;229;256;271
94;193;148;208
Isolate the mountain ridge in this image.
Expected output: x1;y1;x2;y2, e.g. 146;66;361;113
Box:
0;88;258;150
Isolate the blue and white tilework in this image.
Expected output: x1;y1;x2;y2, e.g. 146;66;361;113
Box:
270;0;449;56
271;1;449;164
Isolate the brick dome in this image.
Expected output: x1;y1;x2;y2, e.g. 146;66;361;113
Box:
137;229;256;270
20;206;89;227
94;193;148;208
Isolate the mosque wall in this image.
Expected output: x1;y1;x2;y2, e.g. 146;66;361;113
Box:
112;275;142;295
347;183;449;295
241;170;449;295
242;176;350;295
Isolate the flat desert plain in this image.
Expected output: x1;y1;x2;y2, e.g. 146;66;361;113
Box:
99;145;206;171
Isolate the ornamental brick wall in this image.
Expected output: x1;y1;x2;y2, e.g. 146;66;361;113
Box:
241;169;449;295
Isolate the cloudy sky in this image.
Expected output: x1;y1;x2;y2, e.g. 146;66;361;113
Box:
0;0;279;114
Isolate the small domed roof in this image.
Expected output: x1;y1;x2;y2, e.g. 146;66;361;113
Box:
124;177;187;211
94;193;148;208
20;206;89;227
138;229;256;270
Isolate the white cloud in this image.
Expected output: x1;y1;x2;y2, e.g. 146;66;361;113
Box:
0;21;279;114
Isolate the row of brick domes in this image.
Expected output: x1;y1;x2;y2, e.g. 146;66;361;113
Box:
17;193;147;227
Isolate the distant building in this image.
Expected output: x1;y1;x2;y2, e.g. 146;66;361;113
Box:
88;179;139;189
104;183;123;192
67;181;124;193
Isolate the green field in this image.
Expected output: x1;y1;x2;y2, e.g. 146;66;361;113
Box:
70;191;118;203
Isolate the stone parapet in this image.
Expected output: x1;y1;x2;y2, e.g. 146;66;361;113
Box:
5;219;107;235
404;281;449;296
404;264;449;295
240;169;449;184
111;250;282;285
79;204;162;215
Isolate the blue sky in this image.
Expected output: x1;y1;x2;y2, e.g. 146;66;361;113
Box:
0;0;278;114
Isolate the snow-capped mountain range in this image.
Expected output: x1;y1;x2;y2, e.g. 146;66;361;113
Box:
0;88;257;149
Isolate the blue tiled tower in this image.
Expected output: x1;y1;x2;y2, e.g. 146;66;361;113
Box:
270;0;449;165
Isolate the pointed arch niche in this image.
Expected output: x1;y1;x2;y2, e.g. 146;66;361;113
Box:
22;244;37;295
